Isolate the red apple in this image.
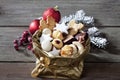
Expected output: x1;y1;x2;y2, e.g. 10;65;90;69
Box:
42;6;61;23
29;19;40;35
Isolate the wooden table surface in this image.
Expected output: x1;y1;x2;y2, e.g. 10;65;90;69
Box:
0;0;120;80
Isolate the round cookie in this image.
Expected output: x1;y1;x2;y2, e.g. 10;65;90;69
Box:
52;39;63;49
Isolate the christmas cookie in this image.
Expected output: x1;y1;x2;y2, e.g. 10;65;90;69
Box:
68;19;84;35
69;44;78;54
40;18;48;30
48;47;60;57
60;45;74;57
75;31;88;44
42;28;52;35
73;41;84;54
63;35;77;45
52;38;63;49
39;16;56;30
47;16;56;30
52;30;64;40
41;40;52;52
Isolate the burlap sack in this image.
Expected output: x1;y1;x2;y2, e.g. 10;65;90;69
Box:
31;30;90;80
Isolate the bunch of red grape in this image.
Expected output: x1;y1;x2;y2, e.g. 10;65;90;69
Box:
13;31;33;51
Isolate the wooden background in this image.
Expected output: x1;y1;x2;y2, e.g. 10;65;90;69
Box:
0;0;120;80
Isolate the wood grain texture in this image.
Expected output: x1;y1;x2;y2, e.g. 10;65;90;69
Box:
0;63;120;80
86;27;120;62
82;63;120;80
0;26;120;62
0;1;120;79
0;27;35;62
0;0;120;26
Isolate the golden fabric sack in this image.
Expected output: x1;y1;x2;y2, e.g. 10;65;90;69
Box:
31;30;90;80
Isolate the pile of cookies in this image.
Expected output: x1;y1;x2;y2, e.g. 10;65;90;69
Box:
39;16;88;57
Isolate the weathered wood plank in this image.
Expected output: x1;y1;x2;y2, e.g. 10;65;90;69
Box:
0;27;120;62
0;27;35;61
82;63;120;80
0;0;120;26
0;63;120;80
85;27;120;62
0;63;36;80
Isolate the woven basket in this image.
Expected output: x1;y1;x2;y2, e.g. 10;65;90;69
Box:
31;30;90;80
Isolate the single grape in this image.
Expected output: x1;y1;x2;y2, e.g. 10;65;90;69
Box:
31;48;36;54
22;31;29;38
19;40;23;46
28;36;32;42
26;36;30;43
28;42;33;50
22;33;27;38
27;44;32;50
13;39;18;44
20;37;26;46
14;43;19;50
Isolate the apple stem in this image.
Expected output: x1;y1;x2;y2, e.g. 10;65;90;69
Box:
54;5;59;11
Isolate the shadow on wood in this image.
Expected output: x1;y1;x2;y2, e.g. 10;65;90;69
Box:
0;7;4;15
81;63;120;80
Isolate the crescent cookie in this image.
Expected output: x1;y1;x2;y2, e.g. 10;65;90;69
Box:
72;41;84;54
69;44;78;54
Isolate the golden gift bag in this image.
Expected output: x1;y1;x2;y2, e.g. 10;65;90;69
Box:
31;30;90;80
